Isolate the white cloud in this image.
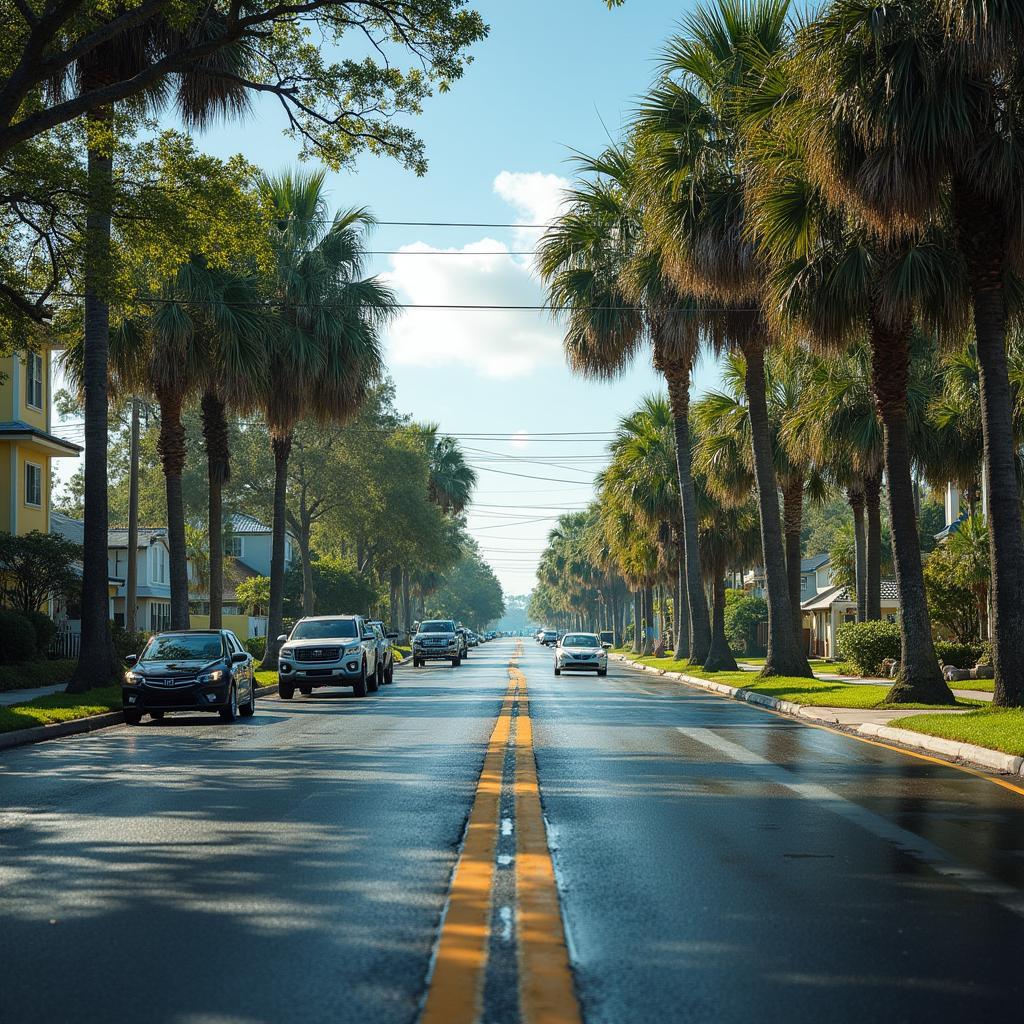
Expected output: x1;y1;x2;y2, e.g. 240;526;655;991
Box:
382;170;572;379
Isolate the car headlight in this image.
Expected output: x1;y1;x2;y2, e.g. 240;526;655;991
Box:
343;642;362;655
198;668;226;685
124;671;143;685
280;646;294;658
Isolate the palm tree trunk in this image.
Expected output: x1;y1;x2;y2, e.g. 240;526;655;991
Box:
299;530;314;616
673;546;690;660
402;569;412;640
665;368;712;664
68;106;120;693
631;590;641;653
200;391;230;630
869;323;952;703
157;389;190;630
260;431;292;670
782;477;805;653
390;566;401;630
641;586;655;656
864;471;883;621
742;336;813;678
953;180;1024;707
704;571;739;672
847;485;867;622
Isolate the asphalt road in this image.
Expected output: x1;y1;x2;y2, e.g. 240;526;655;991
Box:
2;639;1024;1023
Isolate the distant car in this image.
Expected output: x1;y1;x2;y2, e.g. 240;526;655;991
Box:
467;632;480;647
455;626;471;658
414;620;463;667
366;620;399;685
599;630;615;649
554;632;608;676
540;629;558;646
277;615;379;699
123;629;256;724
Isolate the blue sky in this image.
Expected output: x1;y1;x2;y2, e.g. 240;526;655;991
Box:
61;0;722;596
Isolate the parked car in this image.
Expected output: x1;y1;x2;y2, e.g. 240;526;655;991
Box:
366;620;398;685
554;632;608;676
540;629;558;646
467;631;480;647
123;629;256;724
599;630;615;649
455;626;471;658
277;615;379;699
414;620;462;667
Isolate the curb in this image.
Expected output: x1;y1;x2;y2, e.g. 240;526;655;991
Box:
615;655;1024;779
0;680;282;754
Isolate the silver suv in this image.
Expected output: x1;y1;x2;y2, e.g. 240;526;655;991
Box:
413;619;462;668
277;615;380;699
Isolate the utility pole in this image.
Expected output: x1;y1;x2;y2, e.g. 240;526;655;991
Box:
125;397;140;633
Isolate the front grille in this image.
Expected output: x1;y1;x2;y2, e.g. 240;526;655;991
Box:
143;685;199;707
144;675;197;686
295;647;341;663
422;638;448;647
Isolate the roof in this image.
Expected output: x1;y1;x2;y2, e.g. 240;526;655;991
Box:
800;553;830;572
50;511;84;543
230;513;272;535
0;419;82;455
224;556;261;590
802;579;900;611
107;528;167;549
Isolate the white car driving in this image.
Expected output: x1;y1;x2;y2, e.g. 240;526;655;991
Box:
554;632;608;677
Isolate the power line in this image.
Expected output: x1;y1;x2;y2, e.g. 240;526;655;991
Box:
377;221;550;228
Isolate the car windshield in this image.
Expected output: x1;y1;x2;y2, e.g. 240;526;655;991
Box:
291;619;358;640
143;635;222;661
421;620;455;633
563;634;599;647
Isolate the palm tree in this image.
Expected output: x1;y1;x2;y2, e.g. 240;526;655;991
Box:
60;22;252;691
256;170;395;671
538;145;713;665
421;427;477;514
634;0;813;678
796;0;1020;700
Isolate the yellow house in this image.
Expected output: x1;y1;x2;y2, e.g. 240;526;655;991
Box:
0;349;81;535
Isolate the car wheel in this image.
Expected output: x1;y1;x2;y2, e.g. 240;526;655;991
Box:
351;663;368;697
219;685;238;722
240;683;256;718
385;660;394;684
279;679;294;700
123;709;142;725
597;668;607;677
452;656;461;667
367;663;380;692
554;667;561;676
299;684;312;696
149;709;165;721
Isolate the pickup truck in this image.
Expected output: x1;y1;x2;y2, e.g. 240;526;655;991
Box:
413;619;462;667
277;615;379;698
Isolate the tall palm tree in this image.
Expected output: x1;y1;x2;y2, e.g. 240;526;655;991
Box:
421;427;478;515
59;21;252;691
796;0;1020;701
635;0;813;678
538;146;713;665
256;170;395;670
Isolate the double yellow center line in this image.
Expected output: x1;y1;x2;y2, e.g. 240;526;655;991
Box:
421;652;581;1024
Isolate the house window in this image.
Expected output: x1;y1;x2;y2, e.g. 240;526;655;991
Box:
24;462;42;507
285;539;292;564
25;352;43;410
149;602;171;631
151;544;167;584
225;536;243;558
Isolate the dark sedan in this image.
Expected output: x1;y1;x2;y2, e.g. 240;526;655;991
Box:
122;629;256;724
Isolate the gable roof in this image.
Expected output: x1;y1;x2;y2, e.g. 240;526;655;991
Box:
802;579;900;611
230;512;272;535
0;419;81;455
800;553;830;572
50;510;84;543
107;528;168;549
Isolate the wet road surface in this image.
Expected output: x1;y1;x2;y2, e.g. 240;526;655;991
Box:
2;639;1023;1022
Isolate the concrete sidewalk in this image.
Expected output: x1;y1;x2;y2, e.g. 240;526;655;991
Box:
0;683;66;706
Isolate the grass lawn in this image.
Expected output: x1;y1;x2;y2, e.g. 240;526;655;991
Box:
0;659;77;693
255;670;278;688
0;686;121;734
393;645;412;660
891;708;1024;757
624;653;978;710
947;676;995;693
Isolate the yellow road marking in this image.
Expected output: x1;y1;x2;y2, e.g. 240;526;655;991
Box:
640;661;1024;799
422;646;581;1024
513;665;582;1024
420;674;517;1024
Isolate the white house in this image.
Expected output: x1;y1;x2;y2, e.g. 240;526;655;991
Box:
801;580;900;659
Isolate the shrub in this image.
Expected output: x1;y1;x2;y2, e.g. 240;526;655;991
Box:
23;611;56;655
725;595;768;655
977;640;993;666
0;659;75;692
0;610;37;664
835;620;901;676
244;636;266;660
934;641;984;670
110;621;150;663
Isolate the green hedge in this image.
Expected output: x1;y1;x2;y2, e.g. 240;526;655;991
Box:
244;636;267;660
0;610;37;664
110;622;150;663
934;641;984;669
0;659;76;693
835;620;901;676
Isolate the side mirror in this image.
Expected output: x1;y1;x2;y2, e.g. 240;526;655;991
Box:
277;634;287;643
124;654;138;667
231;651;249;665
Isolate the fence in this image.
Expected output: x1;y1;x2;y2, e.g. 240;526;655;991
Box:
50;629;82;660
